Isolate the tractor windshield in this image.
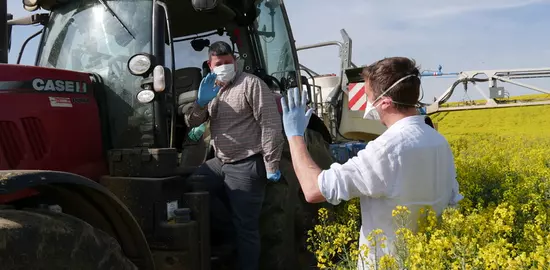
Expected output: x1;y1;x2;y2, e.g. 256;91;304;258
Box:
36;0;154;148
254;0;300;87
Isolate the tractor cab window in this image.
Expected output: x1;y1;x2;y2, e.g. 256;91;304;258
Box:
36;0;155;148
169;33;235;74
38;0;151;73
254;0;299;89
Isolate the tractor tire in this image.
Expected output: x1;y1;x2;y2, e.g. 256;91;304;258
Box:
0;209;138;270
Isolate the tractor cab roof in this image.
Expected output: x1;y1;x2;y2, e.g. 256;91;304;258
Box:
28;0;261;39
166;0;258;38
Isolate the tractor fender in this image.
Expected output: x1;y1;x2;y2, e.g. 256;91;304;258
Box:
0;170;155;270
306;113;333;144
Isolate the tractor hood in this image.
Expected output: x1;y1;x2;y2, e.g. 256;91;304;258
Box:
0;64;105;172
0;64;92;94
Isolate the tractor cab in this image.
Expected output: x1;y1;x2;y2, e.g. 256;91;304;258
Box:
25;0;300;155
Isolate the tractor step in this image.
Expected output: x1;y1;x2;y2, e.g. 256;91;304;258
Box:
210;244;236;270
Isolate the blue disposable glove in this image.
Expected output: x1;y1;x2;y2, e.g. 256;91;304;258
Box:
197;73;221;107
188;123;206;142
280;87;313;137
267;170;281;182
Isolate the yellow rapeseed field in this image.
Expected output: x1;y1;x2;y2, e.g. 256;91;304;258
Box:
307;101;550;269
440;94;550;108
432;105;550;140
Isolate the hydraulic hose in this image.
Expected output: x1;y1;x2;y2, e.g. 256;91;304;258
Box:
17;29;42;64
418;77;490;107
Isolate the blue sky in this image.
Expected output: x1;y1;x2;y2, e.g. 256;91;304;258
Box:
7;0;550;102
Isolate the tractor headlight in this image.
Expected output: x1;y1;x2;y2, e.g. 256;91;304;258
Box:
128;54;152;76
137;89;155;104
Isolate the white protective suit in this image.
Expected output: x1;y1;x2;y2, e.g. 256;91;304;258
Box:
318;115;463;268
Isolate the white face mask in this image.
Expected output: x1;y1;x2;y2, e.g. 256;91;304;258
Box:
363;74;418;120
363;100;381;120
213;64;236;84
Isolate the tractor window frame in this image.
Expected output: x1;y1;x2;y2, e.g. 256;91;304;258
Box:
251;0;302;90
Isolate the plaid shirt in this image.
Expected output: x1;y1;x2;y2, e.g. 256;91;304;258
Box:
185;71;284;173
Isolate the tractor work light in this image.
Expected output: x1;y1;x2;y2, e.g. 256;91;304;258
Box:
24;4;39;11
23;0;38;6
153;65;165;92
137;89;155;104
128;54;153;76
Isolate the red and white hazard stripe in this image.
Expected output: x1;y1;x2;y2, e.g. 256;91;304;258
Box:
347;83;366;111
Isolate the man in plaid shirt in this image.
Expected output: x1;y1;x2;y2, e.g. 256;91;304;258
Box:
185;41;284;270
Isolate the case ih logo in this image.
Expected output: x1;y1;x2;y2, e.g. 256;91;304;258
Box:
32;78;88;94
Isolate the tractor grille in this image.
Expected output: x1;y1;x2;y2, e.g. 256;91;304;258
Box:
0;121;24;169
20;117;49;160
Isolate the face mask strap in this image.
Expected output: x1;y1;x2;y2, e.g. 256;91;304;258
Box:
391;100;420;108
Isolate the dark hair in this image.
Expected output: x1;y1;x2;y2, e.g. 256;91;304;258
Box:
208;41;234;57
362;57;421;111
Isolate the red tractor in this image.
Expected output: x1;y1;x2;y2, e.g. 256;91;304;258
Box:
0;0;335;269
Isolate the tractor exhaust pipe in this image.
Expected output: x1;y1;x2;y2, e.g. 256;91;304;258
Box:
0;0;6;63
0;0;8;63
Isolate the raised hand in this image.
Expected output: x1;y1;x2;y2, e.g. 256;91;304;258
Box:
280;87;313;137
197;73;221;107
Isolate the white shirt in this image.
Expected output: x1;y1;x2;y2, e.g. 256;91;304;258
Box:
318;115;463;268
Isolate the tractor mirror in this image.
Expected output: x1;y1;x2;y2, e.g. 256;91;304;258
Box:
191;0;219;11
265;0;281;9
301;76;312;105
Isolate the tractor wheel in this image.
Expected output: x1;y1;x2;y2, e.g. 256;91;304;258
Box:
0;209;137;270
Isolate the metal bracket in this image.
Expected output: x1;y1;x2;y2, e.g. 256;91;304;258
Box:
295;28;358;141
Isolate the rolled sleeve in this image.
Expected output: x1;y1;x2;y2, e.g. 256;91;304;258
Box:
185;102;209;128
317;142;395;205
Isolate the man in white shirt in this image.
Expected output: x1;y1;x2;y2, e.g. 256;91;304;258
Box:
280;57;463;268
